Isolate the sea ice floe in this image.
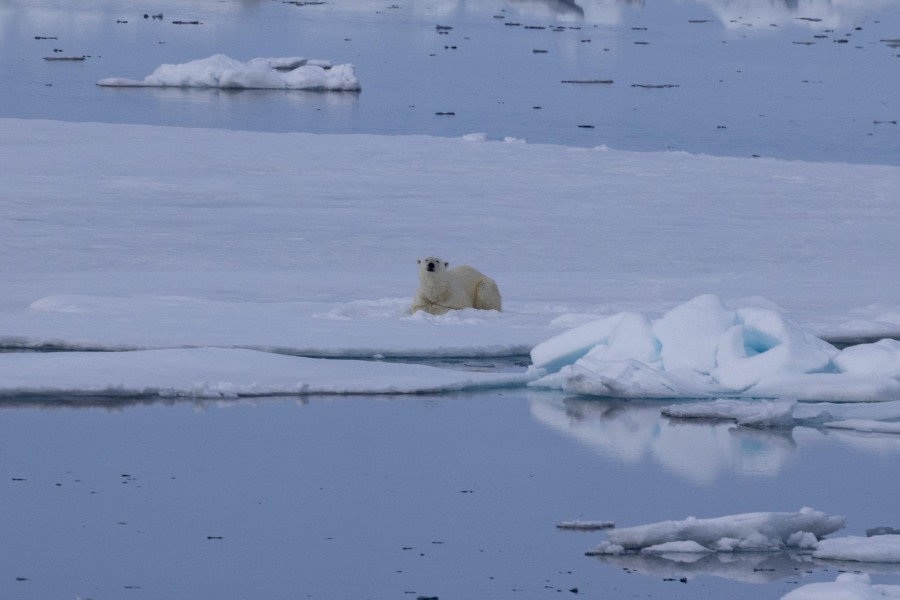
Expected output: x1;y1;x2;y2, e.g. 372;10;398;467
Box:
585;507;845;556
813;535;900;563
0;347;535;400
781;573;900;600
97;54;361;90
530;294;900;402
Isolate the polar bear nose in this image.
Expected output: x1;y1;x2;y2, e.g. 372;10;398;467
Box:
427;261;436;271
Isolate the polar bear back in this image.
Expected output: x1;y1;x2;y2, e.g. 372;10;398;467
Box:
450;265;502;311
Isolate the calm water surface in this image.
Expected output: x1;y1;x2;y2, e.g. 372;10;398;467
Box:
1;391;899;599
1;0;900;163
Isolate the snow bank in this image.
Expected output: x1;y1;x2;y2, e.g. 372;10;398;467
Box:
0;348;535;399
586;508;845;556
97;54;361;91
531;295;900;401
782;573;900;600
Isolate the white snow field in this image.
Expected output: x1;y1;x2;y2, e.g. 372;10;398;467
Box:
3;117;900;403
97;54;361;91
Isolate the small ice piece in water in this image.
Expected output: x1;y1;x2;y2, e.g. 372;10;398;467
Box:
640;540;714;554
556;520;615;531
868;527;900;537
585;541;625;556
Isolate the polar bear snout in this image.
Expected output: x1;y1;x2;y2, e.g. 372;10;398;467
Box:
426;261;437;272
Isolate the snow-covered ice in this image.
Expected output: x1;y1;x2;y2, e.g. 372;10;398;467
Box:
0;348;534;400
531;295;900;402
782;573;900;600
585;508;845;555
97;54;361;91
814;535;900;564
3;118;900;400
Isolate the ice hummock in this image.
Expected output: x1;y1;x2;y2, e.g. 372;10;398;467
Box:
530;294;900;402
97;54;361;90
585;508;845;556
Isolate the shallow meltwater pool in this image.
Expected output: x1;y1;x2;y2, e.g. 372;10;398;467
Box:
1;389;898;599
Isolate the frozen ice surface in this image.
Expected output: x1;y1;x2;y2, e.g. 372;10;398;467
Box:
587;508;845;555
97;54;361;91
782;573;900;600
4;119;900;399
0;348;534;399
814;535;900;563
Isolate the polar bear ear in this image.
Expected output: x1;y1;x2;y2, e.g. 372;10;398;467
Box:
444;261;449;268
417;259;422;265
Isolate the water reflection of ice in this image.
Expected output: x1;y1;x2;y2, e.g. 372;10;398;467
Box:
694;0;900;30
133;86;360;108
529;394;796;484
589;549;812;584
589;548;900;585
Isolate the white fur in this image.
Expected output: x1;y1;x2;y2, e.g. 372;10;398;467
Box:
411;256;502;315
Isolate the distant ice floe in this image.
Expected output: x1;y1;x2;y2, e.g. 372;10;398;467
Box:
530;294;900;403
586;508;845;556
574;506;900;593
97;54;361;91
585;508;900;577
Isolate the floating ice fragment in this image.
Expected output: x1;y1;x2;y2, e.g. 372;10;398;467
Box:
557;520;615;531
97;54;361;91
641;540;714;554
597;508;844;554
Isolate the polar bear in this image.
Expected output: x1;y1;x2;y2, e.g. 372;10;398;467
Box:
411;256;502;315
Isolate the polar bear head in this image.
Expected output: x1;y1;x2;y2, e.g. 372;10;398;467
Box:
418;256;449;275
